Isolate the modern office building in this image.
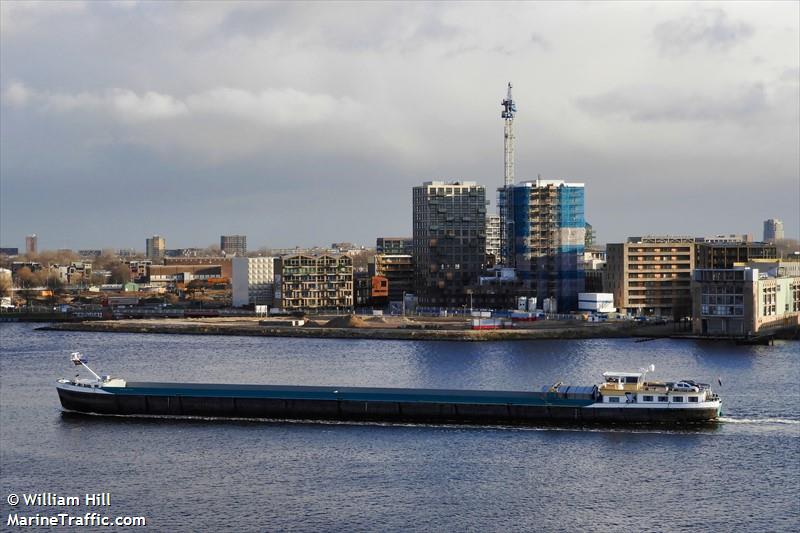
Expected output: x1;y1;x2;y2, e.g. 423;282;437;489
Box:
691;259;800;337
374;254;414;303
412;181;487;307
695;241;777;269
376;237;412;255
485;214;501;264
605;236;696;318
763;219;784;242
231;256;277;307
220;235;247;256
25;234;38;255
145;235;166;259
504;179;585;312
275;253;353;311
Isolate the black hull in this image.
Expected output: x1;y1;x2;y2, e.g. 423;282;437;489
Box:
57;387;719;426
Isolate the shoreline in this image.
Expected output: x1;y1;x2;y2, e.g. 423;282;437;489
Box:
38;319;681;342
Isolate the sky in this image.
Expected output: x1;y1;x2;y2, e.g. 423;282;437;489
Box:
1;1;798;251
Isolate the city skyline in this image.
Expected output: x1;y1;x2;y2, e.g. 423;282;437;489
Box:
1;2;798;250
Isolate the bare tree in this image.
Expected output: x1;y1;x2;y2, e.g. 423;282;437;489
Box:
14;267;38;287
89;272;108;286
0;277;10;298
95;250;123;270
350;250;376;272
775;239;800;259
109;264;131;284
202;244;222;256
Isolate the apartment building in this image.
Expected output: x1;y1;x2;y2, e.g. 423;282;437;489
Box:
605;236;695;318
146;235;165;259
412;181;486;307
692;259;800;336
374;254;414;302
763;219;784;242
276;254;353;311
485;214;501;264
231;256;277;307
220;235;247;256
376;237;412;255
695;241;777;269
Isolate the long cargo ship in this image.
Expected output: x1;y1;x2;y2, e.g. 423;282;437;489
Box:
57;353;721;425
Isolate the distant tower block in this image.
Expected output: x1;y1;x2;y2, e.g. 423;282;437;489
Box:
502;82;517;187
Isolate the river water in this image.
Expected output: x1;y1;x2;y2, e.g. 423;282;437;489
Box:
1;323;798;531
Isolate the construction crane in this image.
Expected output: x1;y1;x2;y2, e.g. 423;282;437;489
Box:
501;82;516;187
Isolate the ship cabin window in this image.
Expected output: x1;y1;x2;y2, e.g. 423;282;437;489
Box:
688;396;699;403
608;397;620;403
625;376;639;384
605;377;620;384
673;396;684;402
642;395;654;402
658;396;669;402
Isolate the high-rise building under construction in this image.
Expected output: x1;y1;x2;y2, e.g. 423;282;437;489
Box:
496;83;585;311
508;179;585;312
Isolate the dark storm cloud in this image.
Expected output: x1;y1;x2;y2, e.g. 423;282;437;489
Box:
0;1;797;249
653;8;754;55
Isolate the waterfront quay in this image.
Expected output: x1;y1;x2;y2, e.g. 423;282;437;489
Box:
40;314;684;341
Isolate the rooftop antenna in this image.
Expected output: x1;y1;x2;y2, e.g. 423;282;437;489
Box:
71;352;101;381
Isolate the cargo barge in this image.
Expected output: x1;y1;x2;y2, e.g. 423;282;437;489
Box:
57;354;721;425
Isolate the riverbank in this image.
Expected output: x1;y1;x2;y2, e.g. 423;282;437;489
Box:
38;316;680;341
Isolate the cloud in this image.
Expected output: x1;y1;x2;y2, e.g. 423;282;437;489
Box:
530;33;551;51
780;67;800;84
3;82;359;127
0;1;87;36
46;89;189;123
653;9;754;54
0;2;797;248
1;81;30;106
575;83;767;122
185;87;360;126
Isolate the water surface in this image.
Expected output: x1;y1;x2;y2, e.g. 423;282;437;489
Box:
1;323;797;531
